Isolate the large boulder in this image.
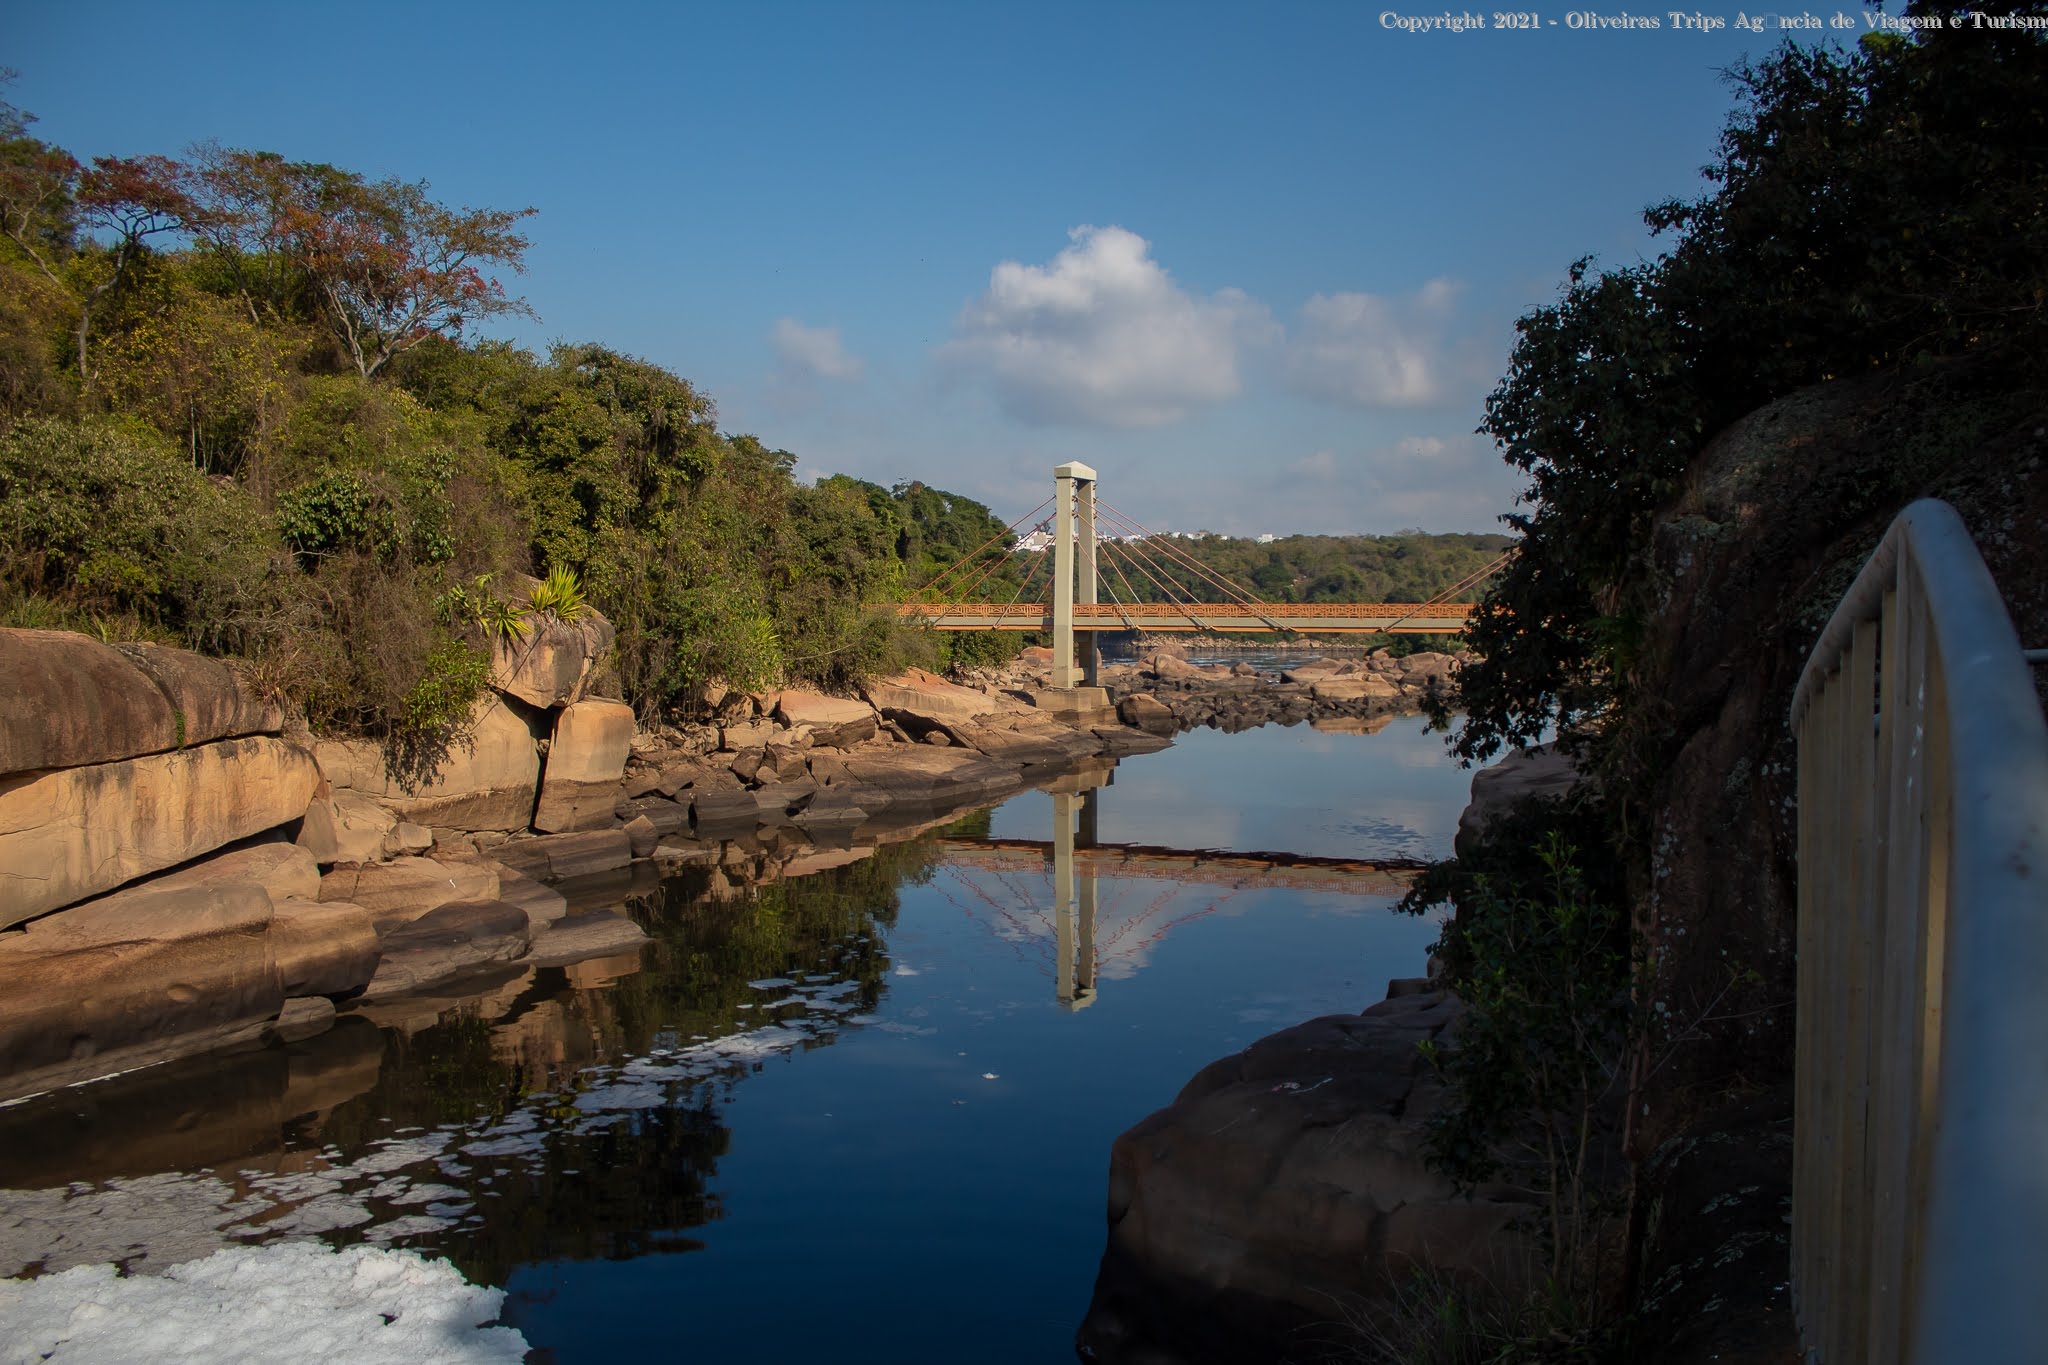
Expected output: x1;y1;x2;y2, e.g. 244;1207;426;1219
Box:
0;629;280;779
862;667;998;728
532;699;636;832
0;883;284;1101
314;698;542;833
1452;745;1581;859
0;736;321;927
1077;994;1538;1363
490;611;616;709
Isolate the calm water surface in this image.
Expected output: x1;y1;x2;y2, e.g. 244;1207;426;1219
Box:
0;720;1471;1363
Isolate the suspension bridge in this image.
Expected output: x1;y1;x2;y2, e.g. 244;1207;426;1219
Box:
891;463;1496;695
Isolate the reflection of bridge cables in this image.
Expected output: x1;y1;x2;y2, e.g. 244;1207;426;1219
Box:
1380;546;1515;633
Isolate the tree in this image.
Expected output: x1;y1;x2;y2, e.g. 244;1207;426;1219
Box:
70;155;195;393
189;150;535;381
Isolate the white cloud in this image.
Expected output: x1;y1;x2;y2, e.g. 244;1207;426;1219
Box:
773;319;863;381
1283;278;1461;409
941;225;1276;429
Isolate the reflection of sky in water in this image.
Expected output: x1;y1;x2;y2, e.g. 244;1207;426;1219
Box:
991;719;1471;861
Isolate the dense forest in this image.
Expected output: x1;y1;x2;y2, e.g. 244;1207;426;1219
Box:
0;82;1504;761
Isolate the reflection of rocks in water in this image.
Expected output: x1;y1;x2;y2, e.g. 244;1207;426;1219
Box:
1308;713;1394;735
0;823;936;1290
0;1017;386;1193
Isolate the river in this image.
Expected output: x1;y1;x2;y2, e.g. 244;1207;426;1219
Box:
0;718;1473;1363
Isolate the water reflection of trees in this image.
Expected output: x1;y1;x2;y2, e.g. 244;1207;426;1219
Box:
314;830;953;1285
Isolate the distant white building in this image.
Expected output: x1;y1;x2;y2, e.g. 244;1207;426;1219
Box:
1015;529;1052;552
1254;533;1276;544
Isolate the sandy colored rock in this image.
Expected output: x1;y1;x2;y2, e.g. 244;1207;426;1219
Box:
0;882;284;1101
355;899;533;1002
269;995;337;1043
0;735;321;926
532;699;636;833
0;629;280;780
1118;694;1177;735
135;839;322;905
269;897;381;998
316;856;500;929
720;719;775;751
862;666;998;727
1309;675;1401;702
623;814;659;858
315;697;542;832
490;610;616;709
111;642;283;750
1399;650;1460;682
774;690;879;748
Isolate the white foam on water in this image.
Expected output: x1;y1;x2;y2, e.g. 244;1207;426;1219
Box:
0;1242;528;1364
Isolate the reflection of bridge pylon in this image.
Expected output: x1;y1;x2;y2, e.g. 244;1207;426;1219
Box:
1052;785;1100;1011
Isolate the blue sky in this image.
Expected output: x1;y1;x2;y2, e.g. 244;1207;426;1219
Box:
11;2;1848;535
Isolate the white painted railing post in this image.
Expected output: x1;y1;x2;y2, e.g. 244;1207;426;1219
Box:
1789;499;2048;1365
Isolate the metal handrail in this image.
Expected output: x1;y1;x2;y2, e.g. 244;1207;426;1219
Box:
1789;498;2048;1365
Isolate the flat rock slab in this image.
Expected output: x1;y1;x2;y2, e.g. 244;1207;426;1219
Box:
357;899;532;1002
0;882;284;1102
519;911;651;970
1078;993;1538;1364
0;628;280;780
863;666;999;727
487;829;633;884
0;735;320;925
317;856;500;930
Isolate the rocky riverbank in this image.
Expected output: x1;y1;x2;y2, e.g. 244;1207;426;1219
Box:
963;640;1462;735
0;625;1164;1105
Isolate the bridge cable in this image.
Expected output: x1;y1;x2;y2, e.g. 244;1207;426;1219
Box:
1096;500;1290;631
1098;518;1242;632
943;517;1050;610
914;495;1055;604
1099;534;1216;634
1378;546;1514;633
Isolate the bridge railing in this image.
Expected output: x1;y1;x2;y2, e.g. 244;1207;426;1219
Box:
1789;499;2048;1365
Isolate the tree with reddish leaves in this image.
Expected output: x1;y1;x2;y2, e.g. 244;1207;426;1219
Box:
188;149;535;382
291;171;535;382
70;155;196;393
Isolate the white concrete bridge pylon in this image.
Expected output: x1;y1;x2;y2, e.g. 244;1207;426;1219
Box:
1051;461;1099;689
